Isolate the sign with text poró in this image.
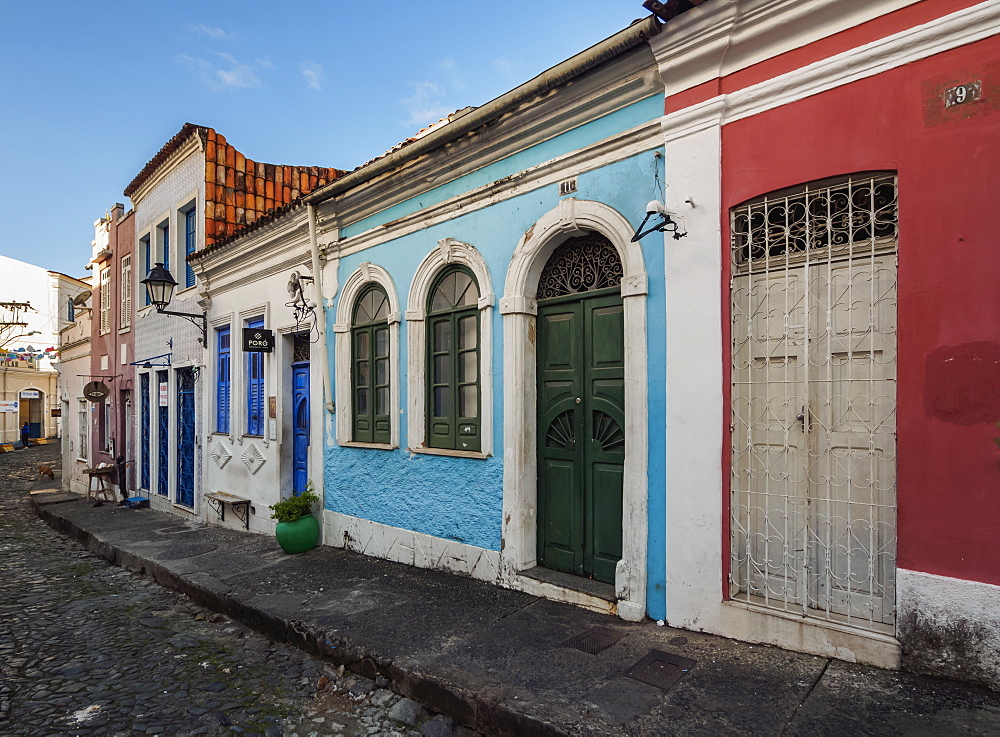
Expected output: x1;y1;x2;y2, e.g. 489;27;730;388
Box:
243;327;274;353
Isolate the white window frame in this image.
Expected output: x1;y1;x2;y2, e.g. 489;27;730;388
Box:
120;254;132;330
77;399;88;462
406;239;494;458
334;263;402;449
99;266;111;334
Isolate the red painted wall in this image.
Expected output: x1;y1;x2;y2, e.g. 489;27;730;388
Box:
721;37;1000;586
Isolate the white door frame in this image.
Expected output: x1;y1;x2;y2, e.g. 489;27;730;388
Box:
500;198;649;621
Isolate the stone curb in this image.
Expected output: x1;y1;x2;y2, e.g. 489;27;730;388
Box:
32;499;568;737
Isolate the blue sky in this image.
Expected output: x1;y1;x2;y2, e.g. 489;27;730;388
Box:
0;1;651;279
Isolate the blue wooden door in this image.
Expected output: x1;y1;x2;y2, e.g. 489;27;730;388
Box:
140;374;150;490
177;368;195;507
292;363;310;496
157;371;169;496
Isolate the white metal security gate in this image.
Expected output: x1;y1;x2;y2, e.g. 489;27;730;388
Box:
729;172;898;633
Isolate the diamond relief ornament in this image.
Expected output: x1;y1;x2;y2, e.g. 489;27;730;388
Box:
210;442;232;469
241;443;266;475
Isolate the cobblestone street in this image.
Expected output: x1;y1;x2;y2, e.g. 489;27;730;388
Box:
0;446;475;737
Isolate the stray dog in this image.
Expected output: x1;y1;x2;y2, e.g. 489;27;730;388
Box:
37;464;55;480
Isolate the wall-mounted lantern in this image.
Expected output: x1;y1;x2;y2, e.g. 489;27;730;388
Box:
140;263;207;345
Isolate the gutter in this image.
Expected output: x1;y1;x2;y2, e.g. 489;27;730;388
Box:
307;204;335;414
304;16;661;206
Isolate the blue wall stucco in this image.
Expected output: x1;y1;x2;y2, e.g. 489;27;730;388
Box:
323;96;667;619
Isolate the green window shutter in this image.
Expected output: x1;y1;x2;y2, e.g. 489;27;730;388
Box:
426;267;481;452
352;285;391;443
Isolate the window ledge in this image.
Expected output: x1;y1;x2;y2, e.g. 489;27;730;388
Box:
172;503;196;515
339;441;397;451
243;434;264;439
118;326;131;334
408;447;490;460
75;457;89;463
176;285;198;296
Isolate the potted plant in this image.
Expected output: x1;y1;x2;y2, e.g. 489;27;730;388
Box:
270;483;320;554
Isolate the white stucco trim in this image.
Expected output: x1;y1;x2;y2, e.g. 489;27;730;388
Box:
499;198;649;622
648;0;924;99
406;239;495;456
660;0;1000;138
322;510;501;583
333;263;402;448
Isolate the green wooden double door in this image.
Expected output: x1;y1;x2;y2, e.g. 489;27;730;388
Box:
537;289;625;584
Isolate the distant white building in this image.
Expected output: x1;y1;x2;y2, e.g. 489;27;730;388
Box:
0;255;83;443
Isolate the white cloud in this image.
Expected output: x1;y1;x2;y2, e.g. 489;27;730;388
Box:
179;52;264;91
399;81;453;129
398;59;466;129
299;61;324;91
187;23;230;40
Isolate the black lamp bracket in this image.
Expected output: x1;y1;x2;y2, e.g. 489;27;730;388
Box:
156;307;207;345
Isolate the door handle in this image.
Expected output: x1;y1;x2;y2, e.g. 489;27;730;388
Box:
575;397;582;404
796;407;809;432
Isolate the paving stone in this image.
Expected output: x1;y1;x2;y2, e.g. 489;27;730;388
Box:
0;446;484;737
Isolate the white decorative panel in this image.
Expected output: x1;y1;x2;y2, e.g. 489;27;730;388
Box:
210;441;232;469
240;442;266;475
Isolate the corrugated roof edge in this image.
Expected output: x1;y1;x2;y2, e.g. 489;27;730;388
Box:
303;15;662;205
124;123;210;198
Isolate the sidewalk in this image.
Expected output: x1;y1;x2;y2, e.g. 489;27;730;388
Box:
30;486;1000;736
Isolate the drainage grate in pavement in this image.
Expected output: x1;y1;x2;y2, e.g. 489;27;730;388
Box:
563;626;629;655
155;543;219;560
625;650;696;691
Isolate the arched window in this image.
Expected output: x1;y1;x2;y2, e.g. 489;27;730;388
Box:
352;285;391;444
426;266;480;451
66;297;75;322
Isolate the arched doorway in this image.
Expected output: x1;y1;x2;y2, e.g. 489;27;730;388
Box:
500;198;649;621
535;234;625;584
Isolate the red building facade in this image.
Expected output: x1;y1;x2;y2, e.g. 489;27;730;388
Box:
650;0;998;687
88;204;136;491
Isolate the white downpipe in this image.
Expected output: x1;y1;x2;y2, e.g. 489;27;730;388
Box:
308;204;335;414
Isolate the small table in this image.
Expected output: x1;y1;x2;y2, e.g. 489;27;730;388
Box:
84;467;116;502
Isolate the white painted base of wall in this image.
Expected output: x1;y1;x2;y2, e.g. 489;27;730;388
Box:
897;569;1000;688
322;511;501;582
667;600;901;669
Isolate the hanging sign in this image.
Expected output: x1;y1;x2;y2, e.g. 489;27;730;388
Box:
243;328;274;353
83;382;109;402
20;389;40;399
0;400;18;413
159;381;169;407
51;407;62;417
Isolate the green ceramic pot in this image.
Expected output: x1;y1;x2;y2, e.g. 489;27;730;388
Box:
275;514;319;554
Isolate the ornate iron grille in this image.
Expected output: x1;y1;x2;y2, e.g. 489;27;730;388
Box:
729;173;898;634
293;333;310;363
731;173;897;273
537;233;623;299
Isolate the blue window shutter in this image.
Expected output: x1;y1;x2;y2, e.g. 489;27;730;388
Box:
164;224;170;271
185;209;196;288
246;318;264;435
217;327;230;433
143;237;151;306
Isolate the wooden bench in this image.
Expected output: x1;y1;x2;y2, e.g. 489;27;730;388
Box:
204;491;251;530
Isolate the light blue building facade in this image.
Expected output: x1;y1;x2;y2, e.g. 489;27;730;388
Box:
308;19;668;621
